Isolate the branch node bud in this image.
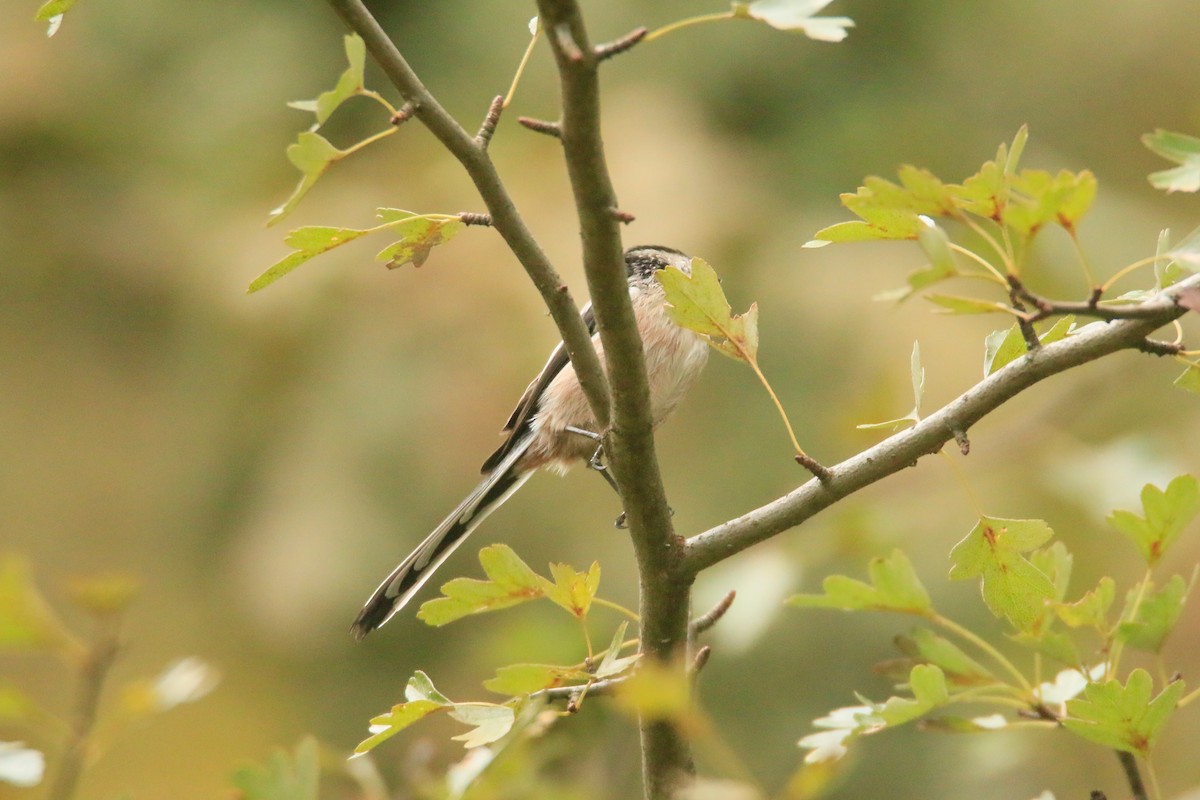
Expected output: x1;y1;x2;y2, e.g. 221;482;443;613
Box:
518;117;563;139
475;95;504;148
595;27;648;61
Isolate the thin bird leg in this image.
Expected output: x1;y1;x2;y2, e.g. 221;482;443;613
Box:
565;425;628;528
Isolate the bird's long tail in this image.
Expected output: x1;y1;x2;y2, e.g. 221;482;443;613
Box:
350;437;534;640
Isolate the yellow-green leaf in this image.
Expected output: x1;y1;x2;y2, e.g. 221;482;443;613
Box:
1063;670;1185;756
1107;475;1200;566
788;550;932;615
267;132;346;227
248;225;372;293
417;544;545;626
538;561;600;618
287;34;367;126
376;217;463;269
1143;129;1200;193
949;517;1056;633
656;258;758;362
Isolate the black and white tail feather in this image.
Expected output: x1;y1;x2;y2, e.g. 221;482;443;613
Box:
350;437;535;640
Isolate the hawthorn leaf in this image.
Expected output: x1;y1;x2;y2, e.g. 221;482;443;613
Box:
897;628;995;686
287;34;367;126
1115;573;1193;653
417;544;545;626
1143;129;1200;193
742;0;854;42
984;316;1074;376
877;664;950;726
925;294;1014;315
1056;576;1115;631
1107;475;1200;566
1176;364;1200;395
788;549;932;615
538;561;601;618
595;620;641;679
232;737;319;800
949;517;1056;633
1062;669;1185;755
1165;224;1200;269
447;703;516;749
355;699;444;755
483;664;592;696
34;0;76;36
248;225;372;293
656;259;758;362
376;217;463;269
1009;629;1081;668
919;714;1008;733
406;670;453;705
857;342;923;431
267;132;347;227
1030;541;1073;604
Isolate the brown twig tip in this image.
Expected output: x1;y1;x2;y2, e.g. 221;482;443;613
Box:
1087;286;1104;308
690;645;712;675
595;27;648;61
458;212;493;227
795;454;833;484
553;23;585;62
517;116;563;139
691;590;736;637
390;101;417;126
610;207;636;224
951;427;970;456
475;95;504;148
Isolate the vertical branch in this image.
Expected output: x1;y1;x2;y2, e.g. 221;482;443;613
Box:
535;2;695;797
48;630;120;800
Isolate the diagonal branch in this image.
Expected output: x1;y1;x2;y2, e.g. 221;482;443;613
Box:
323;0;611;429
681;273;1200;575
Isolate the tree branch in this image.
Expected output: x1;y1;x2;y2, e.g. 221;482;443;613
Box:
535;1;694;797
681;273;1200;575
323;0;611;429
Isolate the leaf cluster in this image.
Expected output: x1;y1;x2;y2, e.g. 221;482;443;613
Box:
791;475;1199;767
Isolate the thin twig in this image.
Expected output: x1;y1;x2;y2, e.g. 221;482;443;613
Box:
682;273;1200;575
390;100;417;126
518;116;564;138
48;630;120;800
690;590;736;637
595;27;647;61
457;212;493;227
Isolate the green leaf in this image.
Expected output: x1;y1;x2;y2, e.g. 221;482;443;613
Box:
743;0;855;42
267;132;347;227
1063;669;1185;755
34;0;76;36
417;544;545;626
857;342;923;431
1143;129;1200;193
1056;576;1115;631
1116;573;1193;653
231;737;319;800
248;225;372;293
1176;364;1200;395
595;621;641;679
896;629;995;686
537;561;601;618
656;258;758;362
788;549;932;615
948;517;1057;633
375;217;464;269
984;316;1075;376
1107;475;1200;566
405;670;453;705
355;699;445;754
925;294;1014;315
1009;629;1081;668
1002;169;1097;234
287;34;367;126
0;555;82;656
447;703;516;749
1030;541;1073;603
877;664;950;726
483;664;592;696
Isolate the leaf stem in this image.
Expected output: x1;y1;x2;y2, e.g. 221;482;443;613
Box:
936;450;984;518
931;612;1033;694
359;88;397;116
48;621;121;800
1100;256;1163;293
643;11;736;42
947;243;1007;285
1068;231;1097;290
1107;567;1153;675
505;23;542;107
340;125;399;157
747;356;807;458
960;216;1014;274
1178;685;1200;708
592;596;641;622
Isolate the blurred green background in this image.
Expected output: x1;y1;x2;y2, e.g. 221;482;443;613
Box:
4;1;1200;797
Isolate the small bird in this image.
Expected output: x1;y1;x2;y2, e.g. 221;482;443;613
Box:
351;245;709;640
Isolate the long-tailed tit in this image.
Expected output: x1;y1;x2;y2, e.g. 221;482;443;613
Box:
351;245;708;640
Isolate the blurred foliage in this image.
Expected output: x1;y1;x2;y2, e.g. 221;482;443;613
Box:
4;1;1200;798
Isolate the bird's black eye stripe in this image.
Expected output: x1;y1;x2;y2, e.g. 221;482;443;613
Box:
624;245;685;279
